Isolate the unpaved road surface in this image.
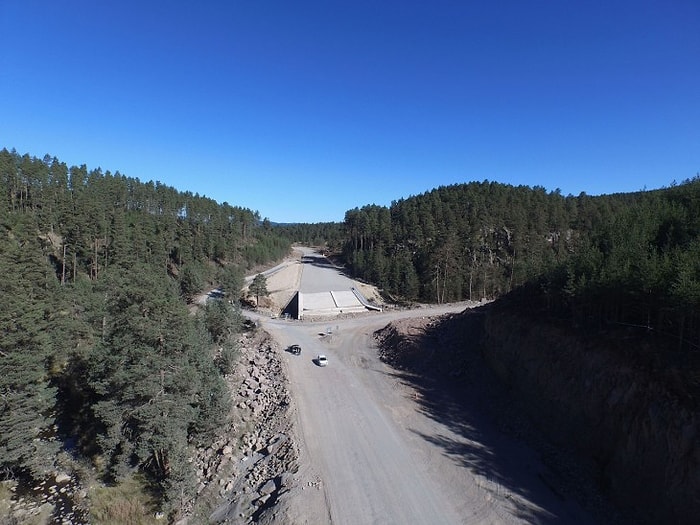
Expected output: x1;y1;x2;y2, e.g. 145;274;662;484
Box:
247;249;599;524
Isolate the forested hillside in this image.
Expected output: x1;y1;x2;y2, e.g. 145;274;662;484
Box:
344;179;700;522
343;182;608;302
0;148;290;518
341;179;700;400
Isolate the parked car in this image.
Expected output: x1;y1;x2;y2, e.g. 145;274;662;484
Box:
316;354;328;367
289;344;301;355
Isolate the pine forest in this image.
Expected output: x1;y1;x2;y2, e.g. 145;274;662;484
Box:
0;148;289;517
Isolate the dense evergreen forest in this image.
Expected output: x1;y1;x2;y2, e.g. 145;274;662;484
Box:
342;183;597;301
0;148;290;516
339;179;700;400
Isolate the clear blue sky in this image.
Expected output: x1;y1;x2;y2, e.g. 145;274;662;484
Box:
1;1;698;223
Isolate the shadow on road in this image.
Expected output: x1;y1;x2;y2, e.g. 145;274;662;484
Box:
376;308;624;525
301;254;356;278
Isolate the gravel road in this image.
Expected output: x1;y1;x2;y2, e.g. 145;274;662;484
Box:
249;249;599;524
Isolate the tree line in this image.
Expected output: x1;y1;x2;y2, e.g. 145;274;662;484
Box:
277;177;700;364
276;221;345;251
341;182;581;302
0;148;289;517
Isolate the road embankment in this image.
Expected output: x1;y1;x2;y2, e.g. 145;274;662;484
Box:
482;310;700;525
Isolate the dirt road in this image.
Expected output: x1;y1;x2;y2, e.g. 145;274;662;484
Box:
266;310;466;524
246;249;599;524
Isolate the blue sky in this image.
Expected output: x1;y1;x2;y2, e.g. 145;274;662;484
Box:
1;1;698;223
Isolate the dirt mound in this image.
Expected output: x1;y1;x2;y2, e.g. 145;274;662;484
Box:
377;304;700;524
374;311;483;378
374;317;434;369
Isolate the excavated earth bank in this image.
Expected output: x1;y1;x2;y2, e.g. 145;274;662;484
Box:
481;309;700;525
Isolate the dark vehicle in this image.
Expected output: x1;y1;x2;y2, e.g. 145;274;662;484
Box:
289;344;302;355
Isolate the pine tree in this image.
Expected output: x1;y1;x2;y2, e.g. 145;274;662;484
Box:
179;264;204;303
85;264;230;507
0;215;60;478
249;273;269;306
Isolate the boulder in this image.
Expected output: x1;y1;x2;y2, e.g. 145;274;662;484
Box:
55;473;71;484
259;479;277;495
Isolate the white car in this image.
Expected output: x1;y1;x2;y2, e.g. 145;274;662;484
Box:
316;354;328;367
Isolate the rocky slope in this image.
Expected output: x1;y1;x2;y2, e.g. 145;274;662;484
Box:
180;329;300;525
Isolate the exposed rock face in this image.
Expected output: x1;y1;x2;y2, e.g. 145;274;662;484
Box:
481;311;700;525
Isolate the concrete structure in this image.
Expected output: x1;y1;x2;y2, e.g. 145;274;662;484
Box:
282;288;381;320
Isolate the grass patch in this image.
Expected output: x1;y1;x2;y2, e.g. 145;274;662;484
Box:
0;481;15;522
0;480;14;507
88;475;160;525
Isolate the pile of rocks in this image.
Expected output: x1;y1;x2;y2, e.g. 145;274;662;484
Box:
181;330;299;524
